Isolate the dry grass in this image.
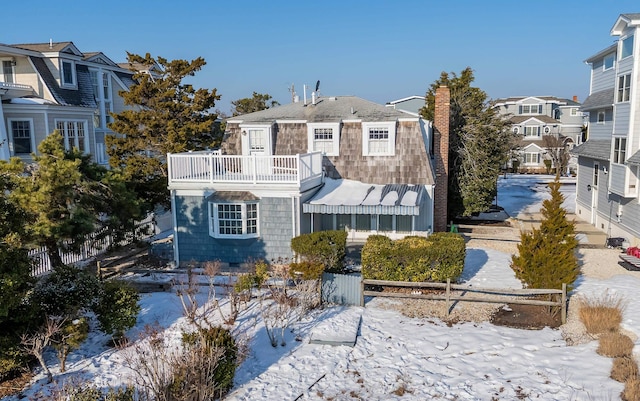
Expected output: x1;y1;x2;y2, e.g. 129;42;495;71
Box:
612;357;639;383
622;377;640;401
597;332;635;358
577;293;626;335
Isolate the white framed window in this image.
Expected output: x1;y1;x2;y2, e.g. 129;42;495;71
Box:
1;59;15;83
617;74;631;102
604;54;615;70
524;152;540;164
597;111;606;124
8;119;34;155
593;162;599;187
524;126;541;138
209;202;259;239
570;108;579;116
520;104;541;115
613;137;627;164
362;121;396;156
543;126;551;135
307;122;340;156
55;120;89;153
621;35;634;59
60;59;76;87
512;126;520;135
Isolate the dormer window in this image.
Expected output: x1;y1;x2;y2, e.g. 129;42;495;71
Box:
307;122;340;156
60;60;76;87
519;104;542;115
362;121;396;156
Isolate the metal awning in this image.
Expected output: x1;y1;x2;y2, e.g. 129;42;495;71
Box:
303;179;424;216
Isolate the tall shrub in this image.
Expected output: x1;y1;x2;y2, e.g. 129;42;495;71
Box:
511;177;579;291
94;280;141;342
290;230;347;273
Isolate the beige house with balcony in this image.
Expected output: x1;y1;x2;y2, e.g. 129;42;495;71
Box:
0;41;136;163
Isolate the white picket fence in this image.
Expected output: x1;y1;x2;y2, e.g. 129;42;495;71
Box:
28;219;155;276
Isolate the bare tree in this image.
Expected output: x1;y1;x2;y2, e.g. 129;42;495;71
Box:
21;316;64;383
542;135;571;175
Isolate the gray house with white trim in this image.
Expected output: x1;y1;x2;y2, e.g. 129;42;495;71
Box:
572;13;640;245
168;93;449;267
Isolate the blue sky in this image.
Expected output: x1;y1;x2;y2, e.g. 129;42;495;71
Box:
3;1;637;114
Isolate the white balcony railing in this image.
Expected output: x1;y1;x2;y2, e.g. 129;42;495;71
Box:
0;82;33;91
168;151;324;187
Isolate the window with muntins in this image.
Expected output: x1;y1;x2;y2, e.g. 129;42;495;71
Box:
248;130;266;153
313;128;334;154
520;105;542;114
524;126;540;138
618;74;631;102
524;153;540;164
210;202;259;238
10;120;32;154
593;163;599;186
614;138;627;164
56;120;88;153
621;35;634;59
597;111;605;123
368;127;389;154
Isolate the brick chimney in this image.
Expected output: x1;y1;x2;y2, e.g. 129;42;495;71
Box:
573;95;578;102
433;86;450;232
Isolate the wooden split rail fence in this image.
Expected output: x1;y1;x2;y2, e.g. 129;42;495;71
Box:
361;278;568;324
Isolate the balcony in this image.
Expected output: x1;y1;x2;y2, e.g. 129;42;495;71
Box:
168;151;324;191
0;82;34;97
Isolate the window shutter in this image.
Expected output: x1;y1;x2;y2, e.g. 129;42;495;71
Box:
538;105;542;114
519;106;522;114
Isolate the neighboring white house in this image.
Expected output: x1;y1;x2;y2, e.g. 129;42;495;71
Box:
492;96;585;173
0;41;136;164
572;13;640;246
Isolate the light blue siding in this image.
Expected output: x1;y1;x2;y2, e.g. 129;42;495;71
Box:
175;195;294;266
614;103;631;136
609;163;627;195
588;109;614;140
590;60;616;93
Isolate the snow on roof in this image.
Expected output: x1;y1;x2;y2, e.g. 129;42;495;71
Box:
9;97;56;105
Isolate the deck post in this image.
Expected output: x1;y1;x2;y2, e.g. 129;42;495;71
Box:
360;278;365;307
561;283;567;324
445;278;451;316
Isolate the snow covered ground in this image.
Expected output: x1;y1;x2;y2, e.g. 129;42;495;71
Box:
5;174;637;401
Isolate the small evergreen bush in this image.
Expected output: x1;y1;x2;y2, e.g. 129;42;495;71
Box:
94;280;140;341
289;261;325;281
291;230;347;273
33;265;102;316
362;233;465;282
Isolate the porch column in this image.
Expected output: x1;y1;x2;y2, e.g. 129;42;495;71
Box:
0;96;10;160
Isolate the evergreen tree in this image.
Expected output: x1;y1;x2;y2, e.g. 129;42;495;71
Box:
421;67;514;218
2;132;136;268
107;53;221;211
511;177;579;291
231;91;279;116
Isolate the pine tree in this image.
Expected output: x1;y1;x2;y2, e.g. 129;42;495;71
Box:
511;177;579;291
231;91;279;116
421;67;514;218
107;53;221;211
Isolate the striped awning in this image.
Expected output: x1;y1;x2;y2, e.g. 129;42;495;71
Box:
303;179;425;216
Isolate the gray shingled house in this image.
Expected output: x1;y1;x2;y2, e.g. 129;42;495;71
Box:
168;90;450;267
492;96;585;174
0;41;136;164
572;13;640;245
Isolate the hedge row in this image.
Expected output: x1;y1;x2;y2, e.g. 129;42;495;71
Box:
361;233;466;282
290;230;347;273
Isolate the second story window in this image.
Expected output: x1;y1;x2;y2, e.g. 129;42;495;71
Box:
524;126;540;138
613;138;626;164
308;123;340;156
60;60;76;86
597;111;606;123
1;60;15;83
617;74;631;102
519;104;542;115
362;122;396;156
621;35;634;59
604;54;615;70
570;108;579;116
593;162;599;186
